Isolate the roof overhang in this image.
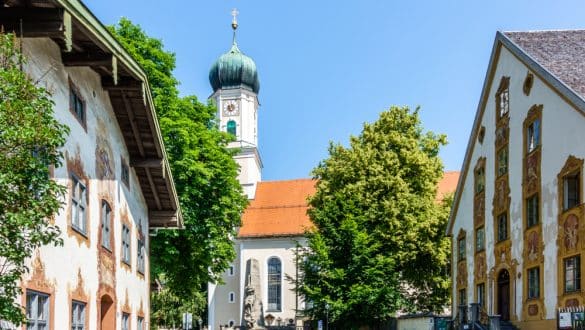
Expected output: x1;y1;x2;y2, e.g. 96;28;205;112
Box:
446;31;585;236
1;0;183;228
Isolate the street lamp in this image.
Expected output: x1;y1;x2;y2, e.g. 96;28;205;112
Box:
325;303;330;330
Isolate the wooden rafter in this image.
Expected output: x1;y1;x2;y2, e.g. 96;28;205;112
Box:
0;7;71;50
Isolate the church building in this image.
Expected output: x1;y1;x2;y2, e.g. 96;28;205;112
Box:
207;14;460;330
447;30;585;329
0;1;182;329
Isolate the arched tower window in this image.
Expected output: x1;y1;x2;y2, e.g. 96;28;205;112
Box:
227;120;237;136
267;257;281;311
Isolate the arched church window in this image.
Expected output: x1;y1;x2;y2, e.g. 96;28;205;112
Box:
267;257;281;311
227;120;237;136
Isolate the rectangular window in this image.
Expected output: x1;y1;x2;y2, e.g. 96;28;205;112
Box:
475;167;485;194
229;292;235;303
26;290;49;330
475;227;485;252
121;159;130;188
71;175;87;235
477;283;485;307
121;313;129;330
528;267;540;299
497;213;508;242
526;194;539;228
71;301;85;330
458;237;466;261
499;89;509;117
564;173;580;211
497;147;508;176
137;237;145;274
101;201;111;250
228;265;235;276
565;255;581;293
527;118;541;153
70;84;85;126
137;317;144;330
458;288;466;306
122;224;131;265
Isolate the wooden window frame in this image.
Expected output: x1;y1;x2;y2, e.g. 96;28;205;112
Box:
495;76;510;120
26;290;49;330
71;174;87;236
475;226;485;253
564;255;581;294
101;200;112;251
458;236;466;261
120;156;130;189
564;172;581;211
497;213;508;242
527;267;540;299
121;312;130;330
526;118;541;154
71;300;86;330
137;237;145;274
69;79;87;130
526;194;539;228
121;224;131;266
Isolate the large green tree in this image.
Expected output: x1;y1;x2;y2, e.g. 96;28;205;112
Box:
298;106;452;328
109;19;247;321
0;33;69;324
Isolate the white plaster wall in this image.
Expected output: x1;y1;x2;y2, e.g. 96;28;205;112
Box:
21;37;150;330
452;44;585;320
210;237;306;329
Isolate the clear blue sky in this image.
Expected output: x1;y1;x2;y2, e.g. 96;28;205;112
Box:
85;0;584;181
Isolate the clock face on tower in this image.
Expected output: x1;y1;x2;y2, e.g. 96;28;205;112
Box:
223;100;239;116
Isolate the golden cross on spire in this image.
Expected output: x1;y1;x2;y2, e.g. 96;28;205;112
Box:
231;8;239;30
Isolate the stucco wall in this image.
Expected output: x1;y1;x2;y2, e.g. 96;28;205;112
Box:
209;237;306;329
20;37;150;330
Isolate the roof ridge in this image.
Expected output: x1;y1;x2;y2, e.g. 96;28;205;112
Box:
504;29;585;33
260;178;314;184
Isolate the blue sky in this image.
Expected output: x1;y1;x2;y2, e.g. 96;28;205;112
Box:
85;0;585;180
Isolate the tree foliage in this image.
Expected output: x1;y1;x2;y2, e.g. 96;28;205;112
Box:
298;106;451;328
109;19;247;321
0;33;68;324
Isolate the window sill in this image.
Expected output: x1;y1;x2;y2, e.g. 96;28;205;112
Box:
71;226;88;238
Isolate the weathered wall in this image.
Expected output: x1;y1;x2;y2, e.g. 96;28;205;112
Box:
20;37;150;330
451;43;585;325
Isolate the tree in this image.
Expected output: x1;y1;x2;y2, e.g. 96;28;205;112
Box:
0;33;69;324
109;19;248;321
298;106;451;328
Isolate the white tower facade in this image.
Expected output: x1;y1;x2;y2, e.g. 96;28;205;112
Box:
211;87;261;198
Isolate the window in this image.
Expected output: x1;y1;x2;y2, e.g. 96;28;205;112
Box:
228;265;235;276
458;288;466;306
475;167;485;194
121;158;130;188
477;283;485;307
71;301;85;330
564;173;580;211
121;313;129;330
229;292;235;303
497;213;508;242
71;175;87;235
458;237;466;261
497;147;508;176
565;255;581;293
267;257;282;311
69;83;85;126
101;201;111;250
137;317;144;330
528;267;540;299
227;120;237;136
137;237;145;274
527;119;541;153
526;194;539;228
122;224;131;265
26;290;49;330
475;227;485;252
496;76;510;118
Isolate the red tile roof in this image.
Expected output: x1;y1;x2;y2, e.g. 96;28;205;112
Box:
238;172;460;238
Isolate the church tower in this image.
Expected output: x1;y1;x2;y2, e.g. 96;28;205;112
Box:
209;10;261;198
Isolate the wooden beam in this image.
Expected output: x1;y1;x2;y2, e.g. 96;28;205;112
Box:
62;52;112;67
0;8;71;51
130;158;163;168
149;210;179;228
145;168;162;210
103;77;142;91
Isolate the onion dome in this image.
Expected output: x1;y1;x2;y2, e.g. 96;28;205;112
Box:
209;43;260;94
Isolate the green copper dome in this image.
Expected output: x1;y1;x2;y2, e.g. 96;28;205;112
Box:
209;43;260;94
